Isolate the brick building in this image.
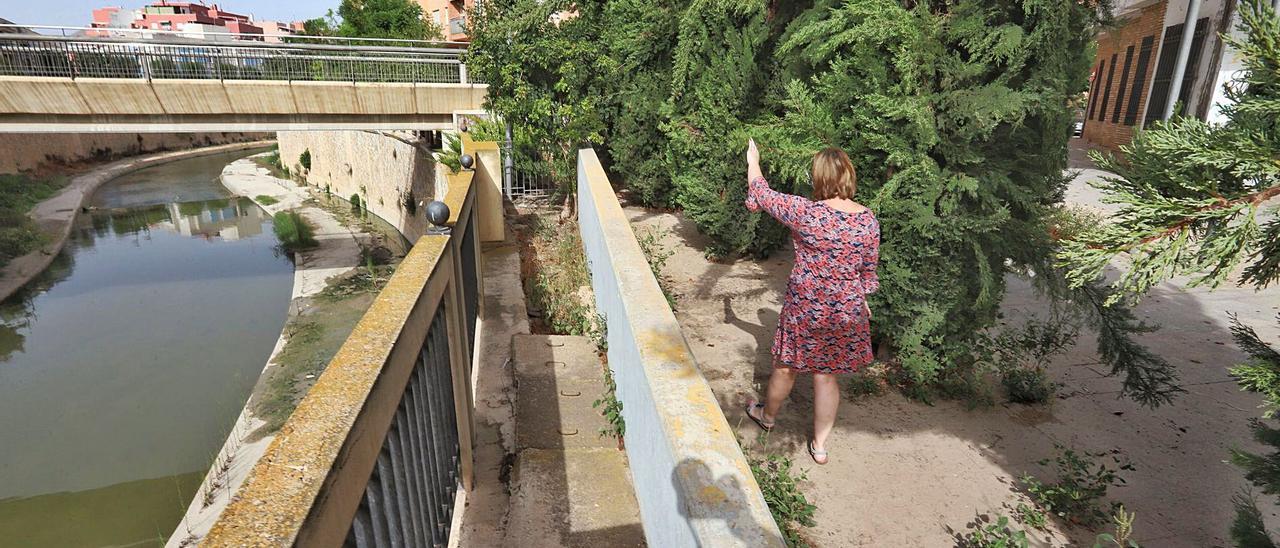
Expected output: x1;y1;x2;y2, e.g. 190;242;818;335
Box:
1084;0;1245;153
419;0;474;41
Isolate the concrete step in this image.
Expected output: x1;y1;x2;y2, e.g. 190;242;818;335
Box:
505;334;645;547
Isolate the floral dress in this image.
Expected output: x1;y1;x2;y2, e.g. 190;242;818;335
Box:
746;176;880;374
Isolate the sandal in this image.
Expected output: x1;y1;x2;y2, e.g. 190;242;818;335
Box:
808;440;828;465
745;400;774;432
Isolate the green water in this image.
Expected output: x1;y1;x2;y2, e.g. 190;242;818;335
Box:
0;151;295;547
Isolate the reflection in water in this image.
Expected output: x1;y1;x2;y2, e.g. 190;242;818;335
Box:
0;150;294;548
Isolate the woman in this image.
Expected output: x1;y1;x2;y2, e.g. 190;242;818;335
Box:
743;138;879;465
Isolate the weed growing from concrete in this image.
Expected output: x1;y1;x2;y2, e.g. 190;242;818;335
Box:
255;195;279;206
592;362;625;444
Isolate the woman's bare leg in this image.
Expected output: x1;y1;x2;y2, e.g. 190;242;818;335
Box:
812;373;840;454
761;365;796;423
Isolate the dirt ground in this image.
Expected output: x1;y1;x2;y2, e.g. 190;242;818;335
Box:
623;151;1280;546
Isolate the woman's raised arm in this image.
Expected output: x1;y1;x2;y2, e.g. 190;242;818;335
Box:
745;138;808;229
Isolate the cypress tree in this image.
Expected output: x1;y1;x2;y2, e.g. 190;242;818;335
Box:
473;0;1178;402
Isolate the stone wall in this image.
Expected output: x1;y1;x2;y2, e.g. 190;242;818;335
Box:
0;132;269;174
278;131;442;241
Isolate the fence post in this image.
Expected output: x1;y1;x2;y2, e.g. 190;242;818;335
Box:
503;122;514;198
459;63;468;85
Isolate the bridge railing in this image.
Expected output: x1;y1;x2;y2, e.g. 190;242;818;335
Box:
201;174;482;547
0;32;469;84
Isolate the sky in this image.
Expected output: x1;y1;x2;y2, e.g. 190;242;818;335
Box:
2;0;334;28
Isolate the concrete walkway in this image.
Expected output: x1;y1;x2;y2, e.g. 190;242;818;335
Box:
506;334;644;547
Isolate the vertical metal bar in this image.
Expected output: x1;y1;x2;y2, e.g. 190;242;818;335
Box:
1164;0;1202;120
364;471;391;547
418;341;446;543
504;123;515;198
394;409;425;547
385;427;415;545
377;451;404;546
349;504;374;548
413;355;444;546
402;385;431;547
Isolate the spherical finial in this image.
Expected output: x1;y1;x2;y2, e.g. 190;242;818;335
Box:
460;154;474;170
426;200;451;226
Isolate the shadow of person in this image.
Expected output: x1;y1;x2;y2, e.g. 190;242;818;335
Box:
671;457;787;547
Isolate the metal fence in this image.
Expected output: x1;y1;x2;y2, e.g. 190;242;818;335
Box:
0;32;467;83
501;144;557;199
346;307;460;548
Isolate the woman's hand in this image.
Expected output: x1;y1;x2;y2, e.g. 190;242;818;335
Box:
863;300;872;320
746;138;763;183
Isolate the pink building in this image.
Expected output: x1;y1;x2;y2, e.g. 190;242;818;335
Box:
91;2;303;41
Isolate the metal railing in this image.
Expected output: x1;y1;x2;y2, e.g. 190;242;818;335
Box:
202;176;481;547
0;31;469;83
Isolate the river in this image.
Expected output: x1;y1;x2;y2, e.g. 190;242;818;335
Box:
0;150;295;547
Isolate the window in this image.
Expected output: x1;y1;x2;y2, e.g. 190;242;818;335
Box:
1112;45;1134;123
1087;59;1105;120
1146;18;1209;124
1097;53;1117;122
1125;35;1155;126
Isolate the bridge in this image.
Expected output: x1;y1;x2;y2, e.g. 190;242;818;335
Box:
0;26;485;132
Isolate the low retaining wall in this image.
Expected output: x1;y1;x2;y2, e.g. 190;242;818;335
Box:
576;148;785;547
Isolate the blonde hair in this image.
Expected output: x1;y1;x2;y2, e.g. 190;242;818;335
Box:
811;147;857;201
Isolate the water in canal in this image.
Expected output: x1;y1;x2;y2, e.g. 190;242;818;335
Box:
0;150;295;547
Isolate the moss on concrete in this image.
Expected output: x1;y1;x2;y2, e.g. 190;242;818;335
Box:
247;287;377;440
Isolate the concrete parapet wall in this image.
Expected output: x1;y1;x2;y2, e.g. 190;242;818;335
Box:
576;148;785;547
0;131;268;174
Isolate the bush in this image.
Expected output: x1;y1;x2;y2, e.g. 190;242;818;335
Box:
272;211;319;253
1021;445;1132;527
299;149;312;171
1002;368;1053;404
350;193;362;212
960;514;1028;548
255;195;279;206
748;450;817;547
988;317;1079;404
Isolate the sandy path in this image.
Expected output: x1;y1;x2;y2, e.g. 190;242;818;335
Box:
624;168;1280;546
